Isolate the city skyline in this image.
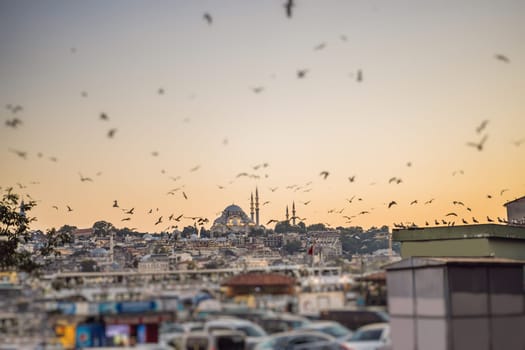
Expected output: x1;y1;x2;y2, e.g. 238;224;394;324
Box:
1;0;524;233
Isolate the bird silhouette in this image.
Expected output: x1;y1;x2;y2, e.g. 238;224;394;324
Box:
410;200;418;205
513;138;525;147
262;201;270;206
155;216;163;225
174;214;183;222
203;13;212;25
356;69;363;82
99;113;109;121
453;201;465;206
107;128;117;138
189;165;200;172
297;69;309;78
452;170;464;176
303;201;311;205
252;86;264;94
462;218;468;224
406;161;412;167
445;212;458;217
52;205;59;210
9;148;27;159
5;118;22;128
267;219;280;225
67;205;73;212
348;175;356;182
314;43;326;51
269;187;278;192
182;192;188;200
284;0;294;18
388;201;397;208
113;200;119;208
121;217;131;221
320;171;330;179
346;196;356;203
500;189;509;196
78;173;93;182
158;88;165;95
124;208;134;215
486;216;494;222
435;219;440;225
466;135;488;151
494;54;510;63
472;217;479;223
81;91;88;98
476;120;489;134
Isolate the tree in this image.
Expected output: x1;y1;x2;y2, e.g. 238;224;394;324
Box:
92;220;115;236
307;223;327;231
181;225;197;238
0;188;72;273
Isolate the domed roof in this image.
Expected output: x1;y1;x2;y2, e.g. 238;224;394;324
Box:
224;204;243;212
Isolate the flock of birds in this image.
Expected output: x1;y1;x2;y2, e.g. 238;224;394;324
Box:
2;1;524;234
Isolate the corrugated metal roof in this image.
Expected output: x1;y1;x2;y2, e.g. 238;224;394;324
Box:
222;273;295;286
503;195;525;206
385;257;525;270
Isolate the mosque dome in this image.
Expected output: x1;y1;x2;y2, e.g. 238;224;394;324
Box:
211;203;255;234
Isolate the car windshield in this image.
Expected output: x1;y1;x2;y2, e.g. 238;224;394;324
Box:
350;328;383;341
320;325;350;338
237;325;266;337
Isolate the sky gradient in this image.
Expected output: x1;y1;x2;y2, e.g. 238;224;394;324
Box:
1;0;524;233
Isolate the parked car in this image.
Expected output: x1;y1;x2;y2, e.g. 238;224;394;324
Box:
254;330;342;350
340;323;390;350
298;321;352;340
183;330;245;350
319;309;389;331
259;313;311;334
204;318;268;350
160;322;205;347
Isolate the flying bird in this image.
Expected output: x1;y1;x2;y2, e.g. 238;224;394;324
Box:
297;69;309;79
445;212;458;217
472;217;479;223
124;208;134;215
388;201;397;208
5;118;22;128
466;135;488;151
267;219;280;225
476;120;489;134
67;205;73;212
410;200;418;205
78;173;93;182
113;200;119;208
9;148;27;159
314;43;326;51
356;69;363;82
158;88;165;95
121;217;131;221
500;189;509;196
155;216;163;225
252;86;264;94
203;12;212;25
284;0;294;18
99;113;109;121
182;192;188;200
424;198;435;205
486;216;494;222
348;175;356;183
494;54;510;63
107;128;117;138
462;218;468;224
190;165;201;172
513;138;525;147
320;171;330;179
52;205;59;210
303;201;311;205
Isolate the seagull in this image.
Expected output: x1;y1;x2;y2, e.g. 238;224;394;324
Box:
486;216;494;222
388;201;397;208
466;134;488;151
267;219;280;225
406;161;412;167
410;200;418;205
113;200;119;208
452;201;465;206
445;212;458;217
52;205;59;210
124;208;134;215
174;214;183;222
500;189;509;196
314;43;326;51
462;218;468;224
297;69;309;79
513;138;525;147
269;187;278;192
203;12;213;25
121;217;131;221
476;120;489;134
78;173;93;182
346;196;356;204
262;201;270;206
107;128;117;138
452;170;464;176
190;165;201;172
67;205;73;212
252;86;264;94
424;198;435;205
356;69;363;82
494;54;510;63
472;217;479;223
348;175;356;183
99;113;109;121
81;91;88;98
284;0;294;18
182;191;188;200
5;118;22;128
320;171;330;179
155;216;163;225
158;88;165;95
9;148;27;159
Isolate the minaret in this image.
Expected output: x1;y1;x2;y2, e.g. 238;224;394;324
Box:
292;201;296;226
286;205;289;222
255;187;260;226
250;193;254;222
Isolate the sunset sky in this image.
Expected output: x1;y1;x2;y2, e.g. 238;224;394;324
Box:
1;0;524;233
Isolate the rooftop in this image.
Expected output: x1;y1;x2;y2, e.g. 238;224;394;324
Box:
392;224;525;242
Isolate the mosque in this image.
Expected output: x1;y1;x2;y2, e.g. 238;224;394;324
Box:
210;188;261;234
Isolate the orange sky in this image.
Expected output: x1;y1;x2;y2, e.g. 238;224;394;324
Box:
1;0;524;232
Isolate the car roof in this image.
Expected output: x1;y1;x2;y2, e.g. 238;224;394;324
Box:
206;318;257;326
302;321;342;328
356;322;389;331
272;330;335;340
